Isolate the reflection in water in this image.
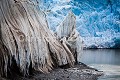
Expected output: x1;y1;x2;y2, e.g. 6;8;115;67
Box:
78;49;120;80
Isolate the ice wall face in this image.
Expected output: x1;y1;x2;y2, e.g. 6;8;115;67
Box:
71;0;120;37
39;0;120;48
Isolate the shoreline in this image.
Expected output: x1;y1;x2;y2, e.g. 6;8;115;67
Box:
30;62;103;80
2;62;103;80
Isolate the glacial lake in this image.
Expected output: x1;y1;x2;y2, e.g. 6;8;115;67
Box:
78;49;120;80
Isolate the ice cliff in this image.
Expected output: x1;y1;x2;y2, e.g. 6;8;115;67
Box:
38;0;120;48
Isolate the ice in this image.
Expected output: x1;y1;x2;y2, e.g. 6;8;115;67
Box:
38;0;120;48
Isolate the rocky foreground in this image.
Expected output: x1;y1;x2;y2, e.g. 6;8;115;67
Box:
0;62;103;80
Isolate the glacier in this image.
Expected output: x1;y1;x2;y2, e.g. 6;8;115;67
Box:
38;0;120;48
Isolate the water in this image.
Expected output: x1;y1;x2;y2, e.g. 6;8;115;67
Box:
78;49;120;80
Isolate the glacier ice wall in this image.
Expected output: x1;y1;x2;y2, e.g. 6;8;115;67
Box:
38;0;120;48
